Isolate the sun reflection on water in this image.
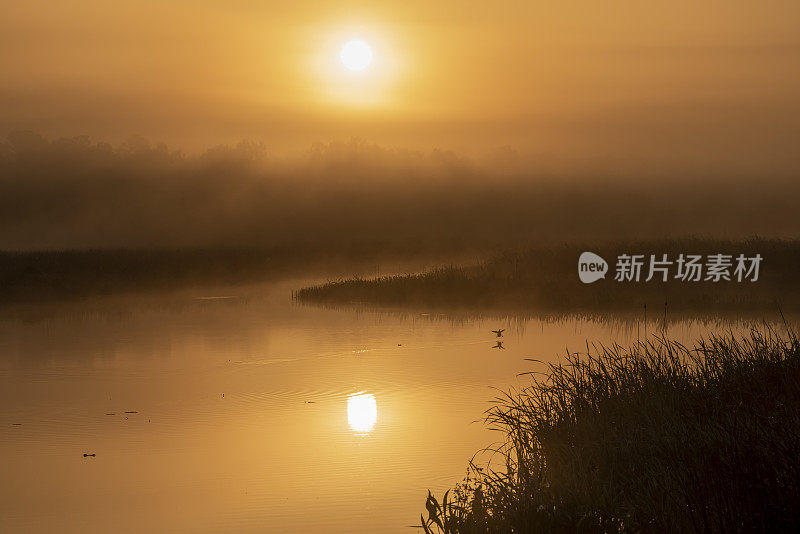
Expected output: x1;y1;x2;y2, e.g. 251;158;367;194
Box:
347;392;377;434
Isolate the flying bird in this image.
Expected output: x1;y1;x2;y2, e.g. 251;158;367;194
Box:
491;329;505;337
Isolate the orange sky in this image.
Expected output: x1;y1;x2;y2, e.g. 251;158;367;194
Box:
1;0;799;171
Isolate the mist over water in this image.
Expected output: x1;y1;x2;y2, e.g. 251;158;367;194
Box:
3;2;800;532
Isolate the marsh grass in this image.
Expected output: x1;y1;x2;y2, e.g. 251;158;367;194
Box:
298;238;800;315
421;327;800;533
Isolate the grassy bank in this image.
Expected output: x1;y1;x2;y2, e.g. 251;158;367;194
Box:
298;238;800;315
420;327;800;533
0;244;469;306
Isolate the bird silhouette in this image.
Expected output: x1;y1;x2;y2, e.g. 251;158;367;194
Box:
492;341;505;349
491;329;505;337
83;453;96;457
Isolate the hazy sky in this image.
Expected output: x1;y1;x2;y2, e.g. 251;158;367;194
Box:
2;0;799;172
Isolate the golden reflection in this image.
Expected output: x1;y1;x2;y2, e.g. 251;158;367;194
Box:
347;392;377;434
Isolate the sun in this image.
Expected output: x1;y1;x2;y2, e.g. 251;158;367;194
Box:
340;40;373;71
311;30;398;106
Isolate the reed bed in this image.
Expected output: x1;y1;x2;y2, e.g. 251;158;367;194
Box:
299;238;800;314
421;327;800;533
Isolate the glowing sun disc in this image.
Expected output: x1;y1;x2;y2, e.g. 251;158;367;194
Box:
340;40;373;71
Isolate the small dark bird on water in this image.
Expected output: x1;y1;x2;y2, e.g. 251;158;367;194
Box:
83;453;96;457
492;341;505;349
491;329;505;337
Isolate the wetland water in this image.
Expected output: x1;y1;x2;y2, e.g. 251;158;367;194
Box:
0;279;762;533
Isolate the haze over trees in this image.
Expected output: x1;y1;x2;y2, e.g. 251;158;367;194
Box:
1;132;799;251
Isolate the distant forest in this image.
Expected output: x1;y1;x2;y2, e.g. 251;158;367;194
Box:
1;131;799;250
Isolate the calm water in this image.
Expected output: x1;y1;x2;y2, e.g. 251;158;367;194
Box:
0;280;753;533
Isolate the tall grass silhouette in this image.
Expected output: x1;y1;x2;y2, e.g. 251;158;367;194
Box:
420;327;800;533
299;238;800;315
